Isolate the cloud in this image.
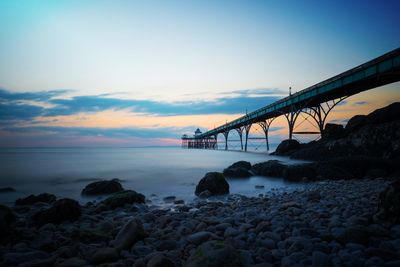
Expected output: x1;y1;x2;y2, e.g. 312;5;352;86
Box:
219;88;287;97
0;88;281;122
353;101;368;106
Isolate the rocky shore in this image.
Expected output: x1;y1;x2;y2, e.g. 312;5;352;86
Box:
1;177;400;267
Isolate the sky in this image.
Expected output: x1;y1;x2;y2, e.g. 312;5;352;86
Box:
0;0;399;147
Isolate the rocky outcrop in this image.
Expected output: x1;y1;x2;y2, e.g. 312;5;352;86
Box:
195;172;229;196
252;160;287;177
283;164;317;181
273;139;300;155
374;180;400;223
275;102;400;161
100;190;145;209
16;193;56;205
33;198;81;226
81;179;124;196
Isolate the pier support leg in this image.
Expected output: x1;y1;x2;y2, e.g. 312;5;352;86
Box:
244;124;252;152
235;127;244;150
223;130;229;150
284;108;302;140
302;96;348;135
258;117;276;151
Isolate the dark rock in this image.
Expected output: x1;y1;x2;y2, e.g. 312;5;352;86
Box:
311;162;354;180
335;225;370;245
0;204;15;243
3;251;50;265
223;167;252;178
163;196;176;203
184;240;248;267
0;187;16;193
81;179;124;196
71;228;111;244
101;190;145;209
226;161;252;170
375;180;400;223
56;257;88;267
283;164;317;181
273;139;300;155
147;254;175;267
112;218;146;251
33;198;81;226
364;102;400;125
345;115;367;133
198;190;211;198
252;160;287;177
187;231;212;245
90;247;119;264
312;251;331;267
322;123;345;140
16;193;56;205
195;172;229;196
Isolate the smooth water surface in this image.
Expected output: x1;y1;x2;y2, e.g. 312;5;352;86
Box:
0;147;309;205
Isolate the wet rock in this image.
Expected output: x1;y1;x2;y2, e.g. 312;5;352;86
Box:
3;251;50;265
375;180;400;223
32;198;81;226
255;185;265;189
227;161;252;170
112;218;146;251
101;190;145;209
187;231;212;245
81;179;123;196
0;187;16;193
71;228;112;243
198;190;211;198
90;247;119;264
312;251;331;267
273;139;300;155
147;254;175;267
163;196;176;203
195;172;229;196
251;160;287;177
184;240;248;267
0;204;15;243
56;257;88;267
16;193;56;205
223;167;252;178
346;115;367;133
283;163;317;181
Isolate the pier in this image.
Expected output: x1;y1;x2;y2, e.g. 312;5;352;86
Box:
182;48;400;151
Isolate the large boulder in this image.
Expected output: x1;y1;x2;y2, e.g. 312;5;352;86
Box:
322;123;345;140
195;172;229;196
16;193;56;205
345;115;367;133
33;198;81;226
81;179;124;196
252;160;287;177
0;205;15;243
273;139;300;155
223;161;252;178
184;240;248;267
111;218;146;251
374;180;400;223
283;164;317;181
101;190;145;209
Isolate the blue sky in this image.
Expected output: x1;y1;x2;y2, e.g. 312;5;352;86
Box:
0;0;399;146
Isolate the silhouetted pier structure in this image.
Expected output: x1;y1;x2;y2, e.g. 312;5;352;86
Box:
182;48;400;151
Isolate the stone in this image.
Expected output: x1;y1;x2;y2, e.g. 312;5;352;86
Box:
198;190;211;198
345;115;367;133
16;193;56;205
251;160;287;177
312;251;331;267
157;240;179;251
32;198;81;226
71;228;111;243
101;190;145;209
3;251;50;265
187;231;212;245
184;240;248;267
283;163;317;181
163;196;176;203
223;167;252;178
90;247;119;264
56;257;88;267
273;139;300;155
147;254;175;267
226;161;252;170
375;180;400;223
112;218;146;251
255;185;265;189
81;179;124;196
195;172;229;196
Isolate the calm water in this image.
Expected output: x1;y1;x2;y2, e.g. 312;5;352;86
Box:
0;147;308;205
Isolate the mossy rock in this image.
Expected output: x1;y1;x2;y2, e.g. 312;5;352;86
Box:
101;190;145;209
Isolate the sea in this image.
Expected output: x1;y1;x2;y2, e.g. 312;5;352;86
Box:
0;147;309;206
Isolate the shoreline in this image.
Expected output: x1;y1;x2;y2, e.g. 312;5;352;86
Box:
1;177;399;266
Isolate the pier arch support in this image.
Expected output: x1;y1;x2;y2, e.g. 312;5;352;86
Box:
257;117;276;151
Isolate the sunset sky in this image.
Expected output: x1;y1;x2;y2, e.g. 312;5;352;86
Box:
0;0;399;147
